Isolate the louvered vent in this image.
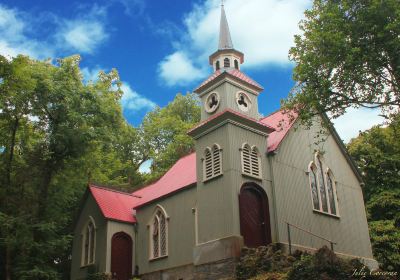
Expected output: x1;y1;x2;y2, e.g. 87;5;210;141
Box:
213;145;221;176
205;149;213;179
242;145;251;175
251;148;260;177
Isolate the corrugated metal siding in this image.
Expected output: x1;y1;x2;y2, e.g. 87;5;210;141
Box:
271;120;373;258
136;187;196;274
71;194;108;280
199;82;260;121
195;122;277;244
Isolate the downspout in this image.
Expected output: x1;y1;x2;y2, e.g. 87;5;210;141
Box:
267;152;280;243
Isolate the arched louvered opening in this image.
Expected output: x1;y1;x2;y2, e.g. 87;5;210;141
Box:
241;144;262;178
203;144;223;181
212;144;222;176
234;59;239;69
204;148;213;180
224;57;230;68
150;206;168;259
250;147;261;178
216;61;220;71
241;144;251;175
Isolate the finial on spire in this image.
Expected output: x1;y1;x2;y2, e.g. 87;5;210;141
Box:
218;2;233;50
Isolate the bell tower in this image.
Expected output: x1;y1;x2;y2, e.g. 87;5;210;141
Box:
189;2;275;271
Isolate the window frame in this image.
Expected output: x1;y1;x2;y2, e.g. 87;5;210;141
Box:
148;205;169;261
203;144;223;182
81;216;96;267
241;143;262;179
307;153;340;217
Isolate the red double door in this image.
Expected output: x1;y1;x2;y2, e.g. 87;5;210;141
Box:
239;183;272;248
111;232;133;280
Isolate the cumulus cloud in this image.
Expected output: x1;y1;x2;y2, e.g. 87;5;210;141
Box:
332;108;385;143
158;51;205;86
158;0;310;86
0;4;109;59
120;83;156;112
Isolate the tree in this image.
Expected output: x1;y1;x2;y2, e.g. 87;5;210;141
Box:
284;0;400;124
140;93;200;183
0;55;135;279
348;115;400;271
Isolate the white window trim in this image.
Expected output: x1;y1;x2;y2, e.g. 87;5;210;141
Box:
148;205;169;260
204;92;220;114
202;144;223;182
81;216;96;267
307;153;340;217
240;143;262;179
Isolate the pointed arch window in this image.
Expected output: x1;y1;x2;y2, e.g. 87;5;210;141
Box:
224;57;230;68
216;61;220;71
81;217;96;266
234;59;239;69
203;144;223;181
241;144;262;179
307;153;339;216
149;206;168;259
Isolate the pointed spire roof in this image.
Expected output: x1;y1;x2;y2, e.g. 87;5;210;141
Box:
218;3;233;50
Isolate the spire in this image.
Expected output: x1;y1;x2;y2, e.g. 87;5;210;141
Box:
218;2;233;50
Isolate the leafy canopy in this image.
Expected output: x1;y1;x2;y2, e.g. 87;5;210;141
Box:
284;0;400;124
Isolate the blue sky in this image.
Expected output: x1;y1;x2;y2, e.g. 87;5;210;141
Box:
0;0;384;143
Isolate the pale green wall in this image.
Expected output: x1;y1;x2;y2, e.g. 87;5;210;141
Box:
199;80;260;121
71;194;108;280
270;120;374;259
195;122;277;244
135;187;196;275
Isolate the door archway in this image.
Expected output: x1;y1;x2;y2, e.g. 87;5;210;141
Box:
111;232;133;280
239;183;272;247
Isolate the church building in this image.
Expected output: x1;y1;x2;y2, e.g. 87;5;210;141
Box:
70;4;377;280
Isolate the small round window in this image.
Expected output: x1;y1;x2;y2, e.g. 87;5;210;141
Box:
236;92;252;112
205;92;220;113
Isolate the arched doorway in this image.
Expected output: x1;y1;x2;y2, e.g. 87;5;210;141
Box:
111;232;133;280
239;183;272;247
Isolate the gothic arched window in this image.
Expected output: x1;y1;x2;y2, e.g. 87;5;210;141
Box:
216;61;220;70
203;144;223;181
308;153;339;216
241;144;262;178
224;57;230;68
150;206;168;259
81;217;96;266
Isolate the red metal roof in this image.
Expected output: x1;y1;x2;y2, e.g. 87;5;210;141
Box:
260;109;298;152
89;185;140;224
194;69;263;92
131;152;197;208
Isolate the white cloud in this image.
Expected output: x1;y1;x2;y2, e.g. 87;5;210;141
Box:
81;66;102;82
332;108;385;143
139;159;152;174
0;4;109;59
158;0;310;86
158;52;205;86
120;83;156;112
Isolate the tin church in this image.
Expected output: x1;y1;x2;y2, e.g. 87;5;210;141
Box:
70;4;377;280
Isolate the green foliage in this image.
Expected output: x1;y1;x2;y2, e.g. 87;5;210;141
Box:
139;92;200;183
369;220;400;272
284;0;400;125
348;115;400;271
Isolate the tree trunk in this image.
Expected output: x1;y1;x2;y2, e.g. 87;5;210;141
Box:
5;117;19;189
5;245;11;280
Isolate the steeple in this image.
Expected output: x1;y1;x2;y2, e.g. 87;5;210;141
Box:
218;3;233;50
209;2;244;72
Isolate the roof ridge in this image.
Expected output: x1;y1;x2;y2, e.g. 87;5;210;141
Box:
89;184;137;197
